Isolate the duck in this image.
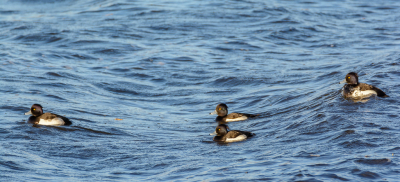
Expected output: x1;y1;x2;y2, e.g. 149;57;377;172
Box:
25;104;72;126
339;72;389;99
210;124;254;142
209;103;258;122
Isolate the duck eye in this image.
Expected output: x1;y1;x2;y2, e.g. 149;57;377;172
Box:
347;77;350;79
218;108;221;110
33;108;35;111
218;128;221;131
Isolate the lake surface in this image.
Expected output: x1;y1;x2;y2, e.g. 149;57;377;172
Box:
1;0;400;181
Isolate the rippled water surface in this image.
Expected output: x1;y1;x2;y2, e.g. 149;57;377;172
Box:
1;0;400;181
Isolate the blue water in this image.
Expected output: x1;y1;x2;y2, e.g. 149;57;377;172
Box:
1;0;400;181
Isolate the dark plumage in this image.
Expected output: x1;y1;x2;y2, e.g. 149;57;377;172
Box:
340;72;389;98
210;124;254;142
210;103;258;122
25;104;72;126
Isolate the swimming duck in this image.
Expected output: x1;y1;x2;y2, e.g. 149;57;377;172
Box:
25;104;72;126
210;124;254;142
209;103;258;122
339;72;389;98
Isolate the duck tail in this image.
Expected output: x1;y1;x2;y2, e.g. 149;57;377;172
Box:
373;87;389;98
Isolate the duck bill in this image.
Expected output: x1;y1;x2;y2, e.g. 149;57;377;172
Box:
339;79;347;84
209;131;217;135
25;111;32;115
209;110;217;115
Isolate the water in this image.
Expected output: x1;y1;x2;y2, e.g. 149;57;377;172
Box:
1;0;400;181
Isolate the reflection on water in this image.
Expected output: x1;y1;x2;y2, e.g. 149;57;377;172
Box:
1;0;400;181
349;97;371;103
